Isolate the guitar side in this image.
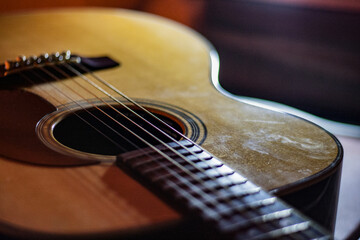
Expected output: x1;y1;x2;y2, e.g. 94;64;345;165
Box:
0;9;341;239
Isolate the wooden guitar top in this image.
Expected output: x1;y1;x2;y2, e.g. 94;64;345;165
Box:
0;8;341;237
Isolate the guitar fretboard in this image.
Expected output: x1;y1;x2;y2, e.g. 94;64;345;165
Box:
117;140;331;239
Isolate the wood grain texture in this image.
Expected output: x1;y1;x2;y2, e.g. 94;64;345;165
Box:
0;8;340;236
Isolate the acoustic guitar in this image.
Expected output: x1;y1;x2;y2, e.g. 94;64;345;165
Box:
0;9;342;239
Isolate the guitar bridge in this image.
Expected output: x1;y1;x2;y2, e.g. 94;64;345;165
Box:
0;51;120;88
0;51;80;77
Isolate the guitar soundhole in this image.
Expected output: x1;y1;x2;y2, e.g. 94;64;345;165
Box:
52;106;185;156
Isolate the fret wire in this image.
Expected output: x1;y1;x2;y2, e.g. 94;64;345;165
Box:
136;155;228;177
122;148;283;230
149;164;235;183
121;152;226;217
160;171;221;219
249;221;311;240
221;209;293;233
131;153;215;168
202;185;261;205
131;149;215;169
123;147;296;237
295;222;328;239
203;197;277;221
124;154;231;209
246;211;331;240
146;163;261;226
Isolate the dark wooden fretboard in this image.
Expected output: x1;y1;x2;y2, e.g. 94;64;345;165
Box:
117;140;331;239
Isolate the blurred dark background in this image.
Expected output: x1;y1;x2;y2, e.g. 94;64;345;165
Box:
1;1;359;239
1;0;359;125
201;1;360;126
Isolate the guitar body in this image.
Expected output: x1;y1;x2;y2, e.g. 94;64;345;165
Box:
0;9;341;239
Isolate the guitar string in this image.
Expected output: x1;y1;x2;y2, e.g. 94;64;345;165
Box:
18;71;175;223
69;63;320;239
72;64;315;239
16;59;304;238
20;67;230;221
60;62;306;236
69;62;248;184
74;62;198;148
39;59;292;235
55;62;313;238
47;63;304;237
11;54;265;211
18;62;305;238
23;66;243;222
72;61;239;180
41;64;228;190
59;62;253;191
20;70;127;154
51;64;255;192
19;72;165;223
44;64;264;217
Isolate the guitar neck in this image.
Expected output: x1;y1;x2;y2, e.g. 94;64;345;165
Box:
117;140;331;239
